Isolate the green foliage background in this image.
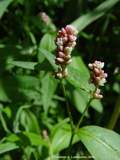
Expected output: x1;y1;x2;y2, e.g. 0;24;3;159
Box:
0;0;120;159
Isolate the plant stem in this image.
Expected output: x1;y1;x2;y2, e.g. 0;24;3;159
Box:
76;98;93;130
61;80;74;160
107;95;120;130
67;130;75;159
61;80;94;159
61;80;74;131
66;97;93;159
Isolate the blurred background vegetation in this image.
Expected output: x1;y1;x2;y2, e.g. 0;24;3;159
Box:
0;0;120;159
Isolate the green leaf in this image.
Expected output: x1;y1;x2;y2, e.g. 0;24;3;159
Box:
20;46;37;55
13;105;31;132
71;0;120;32
0;0;13;18
38;48;57;70
71;55;89;79
20;110;40;133
38;33;56;63
39;33;56;52
0;105;11;133
0;75;40;105
77;126;120;160
68;53;93;91
72;89;103;114
0;80;10;102
90;99;103;113
6;132;48;147
6;134;20;143
3;106;12;119
51;118;69;137
8;61;37;70
72;89;89;117
67;66;91;91
113;82;120;93
16;75;39;90
0;142;18;154
41;73;57;114
51;124;79;154
23;132;48;147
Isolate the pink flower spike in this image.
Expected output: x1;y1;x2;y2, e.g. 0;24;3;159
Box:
89;60;107;98
55;25;78;78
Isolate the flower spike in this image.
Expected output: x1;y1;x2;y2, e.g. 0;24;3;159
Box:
55;25;78;78
88;60;107;99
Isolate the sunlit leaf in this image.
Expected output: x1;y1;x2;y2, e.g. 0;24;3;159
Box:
67;66;91;91
0;80;10;102
20;110;40;133
39;33;56;52
51;124;79;154
38;48;57;69
23;132;48;147
0;142;18;154
72;89;89;117
38;33;56;63
8;61;37;70
91;99;103;113
41;73;58;114
77;126;120;160
71;0;120;32
0;0;13;18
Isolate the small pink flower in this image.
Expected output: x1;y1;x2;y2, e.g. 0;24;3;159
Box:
69;35;77;42
93;88;103;99
56;57;64;64
65;25;78;35
58;52;65;58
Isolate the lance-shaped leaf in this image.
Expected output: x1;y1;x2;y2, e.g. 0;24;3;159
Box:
77;126;120;160
71;0;119;32
0;0;13;18
0;142;18;154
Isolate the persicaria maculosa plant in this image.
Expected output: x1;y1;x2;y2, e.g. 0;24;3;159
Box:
1;1;120;159
54;25;108;159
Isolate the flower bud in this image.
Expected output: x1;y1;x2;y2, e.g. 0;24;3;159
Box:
56;57;64;64
64;47;73;55
58;52;65;58
65;25;78;35
56;72;63;79
93;88;103;99
40;12;50;24
69;35;77;42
